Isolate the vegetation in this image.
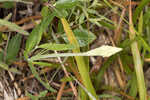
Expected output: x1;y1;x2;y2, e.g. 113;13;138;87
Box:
0;0;150;100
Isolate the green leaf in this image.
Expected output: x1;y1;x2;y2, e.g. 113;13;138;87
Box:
0;61;21;74
32;61;60;69
0;52;3;62
79;13;85;24
55;0;79;9
53;0;79;18
32;62;52;67
1;2;14;9
38;90;48;98
128;72;138;97
41;6;49;18
29;45;122;61
38;43;76;51
27;90;48;100
119;38;133;48
0;0;33;4
9;68;22;74
0;19;29;35
25;12;55;54
85;45;122;57
99;21;115;30
137;36;150;52
42;0;48;2
99;93;121;100
143;8;150;26
54;9;68;18
6;34;22;63
62;29;96;47
95;56;117;89
138;12;143;35
26;92;38;100
57;20;64;33
120;54;132;75
133;0;150;24
60;76;73;82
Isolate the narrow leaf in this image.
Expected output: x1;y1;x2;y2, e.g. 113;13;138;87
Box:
60;76;73;82
28;62;56;92
86;45;122;57
0;0;33;4
29;45;122;61
6;34;22;63
62;29;96;47
26;92;38;100
55;0;79;9
32;62;52;67
0;19;29;35
0;61;21;74
133;0;150;24
38;43;76;51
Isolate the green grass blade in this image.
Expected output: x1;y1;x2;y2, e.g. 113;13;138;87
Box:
130;41;147;100
38;43;76;51
6;34;22;63
0;0;33;4
129;3;147;99
137;36;150;52
61;18;98;100
32;62;52;67
72;76;97;100
138;12;143;35
133;0;150;24
0;19;29;35
128;72;138;97
0;61;21;74
54;0;79;9
28;61;56;92
95;55;117;89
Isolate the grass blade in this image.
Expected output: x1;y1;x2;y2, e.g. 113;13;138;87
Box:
61;18;98;99
38;43;76;51
95;56;117;88
0;0;33;4
0;61;21;74
129;1;147;100
6;34;22;63
0;19;29;35
28;61;56;92
133;0;150;24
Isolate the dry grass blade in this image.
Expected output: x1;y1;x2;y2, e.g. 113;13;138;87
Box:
54;51;78;97
56;82;66;100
